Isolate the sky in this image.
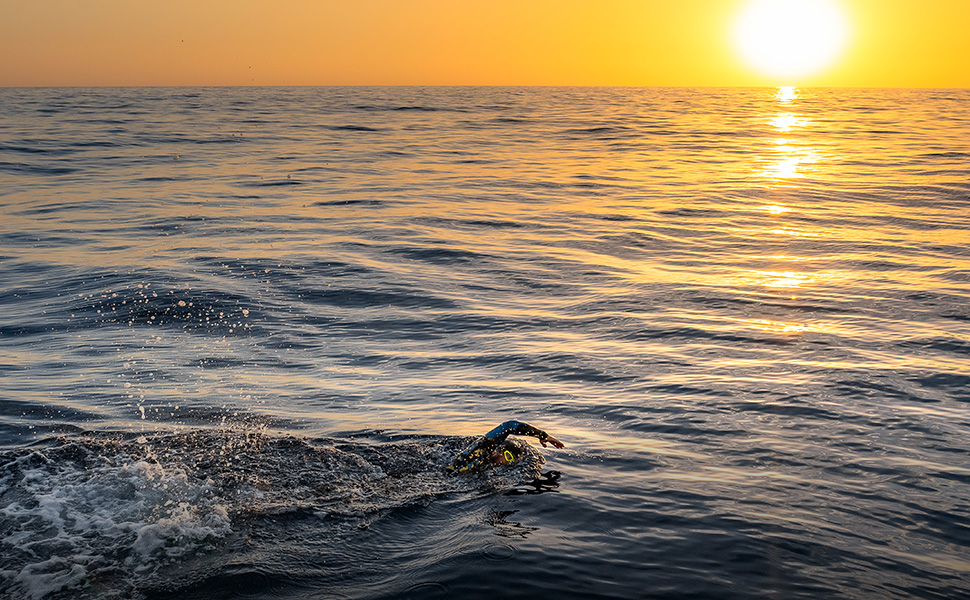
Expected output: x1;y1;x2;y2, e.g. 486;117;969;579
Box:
1;0;967;88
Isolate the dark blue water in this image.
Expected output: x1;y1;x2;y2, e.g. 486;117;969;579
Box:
1;86;969;599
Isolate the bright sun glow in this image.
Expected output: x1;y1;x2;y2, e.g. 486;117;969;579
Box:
733;0;848;81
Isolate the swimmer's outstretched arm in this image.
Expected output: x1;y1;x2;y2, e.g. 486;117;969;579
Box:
485;420;565;449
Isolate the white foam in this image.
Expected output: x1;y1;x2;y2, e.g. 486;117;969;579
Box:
12;557;88;600
1;448;231;599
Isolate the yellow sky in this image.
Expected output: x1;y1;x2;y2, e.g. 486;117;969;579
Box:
1;0;967;87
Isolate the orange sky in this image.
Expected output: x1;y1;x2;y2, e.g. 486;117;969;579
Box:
1;0;967;87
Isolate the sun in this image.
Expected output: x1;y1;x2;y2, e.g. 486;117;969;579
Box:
733;0;848;81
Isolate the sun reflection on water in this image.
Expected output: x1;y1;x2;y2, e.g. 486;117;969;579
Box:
771;114;806;132
760;271;814;288
762;139;820;180
741;87;839;295
750;319;811;334
776;86;798;101
767;153;803;179
755;87;821;181
741;269;843;289
768;227;820;237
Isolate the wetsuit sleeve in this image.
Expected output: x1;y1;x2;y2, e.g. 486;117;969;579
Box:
484;420;549;443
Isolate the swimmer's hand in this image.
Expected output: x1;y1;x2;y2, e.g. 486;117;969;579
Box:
540;435;564;449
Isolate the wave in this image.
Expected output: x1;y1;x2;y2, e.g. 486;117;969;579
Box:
0;429;544;599
323;125;383;132
349;105;452;113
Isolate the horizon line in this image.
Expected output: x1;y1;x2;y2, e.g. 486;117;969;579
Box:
2;83;968;90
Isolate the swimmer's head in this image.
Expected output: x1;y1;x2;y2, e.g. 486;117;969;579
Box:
491;442;522;466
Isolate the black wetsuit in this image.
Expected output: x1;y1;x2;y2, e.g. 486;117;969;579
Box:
447;420;550;474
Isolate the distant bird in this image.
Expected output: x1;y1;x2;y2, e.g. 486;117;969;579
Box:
173;154;180;161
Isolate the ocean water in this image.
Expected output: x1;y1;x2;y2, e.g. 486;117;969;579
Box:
1;86;968;599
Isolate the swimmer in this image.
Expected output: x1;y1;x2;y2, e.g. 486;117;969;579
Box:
447;420;564;475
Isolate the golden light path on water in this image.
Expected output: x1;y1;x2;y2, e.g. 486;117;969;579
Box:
576;85;970;443
736;87;837;346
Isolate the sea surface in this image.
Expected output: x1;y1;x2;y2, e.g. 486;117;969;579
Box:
1;86;969;599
